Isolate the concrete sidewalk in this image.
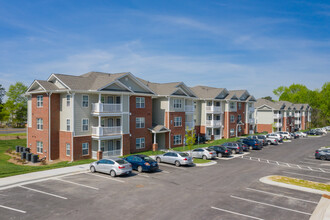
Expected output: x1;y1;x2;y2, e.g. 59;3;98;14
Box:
0;164;90;190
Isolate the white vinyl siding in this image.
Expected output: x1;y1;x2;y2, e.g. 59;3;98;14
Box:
174;117;182;127
37;118;43;130
37;141;43;153
173;135;182;145
136;137;145;149
136;97;145;108
37;95;43;107
136;117;145;128
82;143;89;156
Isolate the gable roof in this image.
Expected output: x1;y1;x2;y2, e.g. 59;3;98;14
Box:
190;86;227;99
255;98;284;110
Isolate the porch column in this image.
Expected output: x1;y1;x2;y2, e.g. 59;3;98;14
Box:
98;93;101;103
97;139;102;160
153;133;157;144
152;132;158;152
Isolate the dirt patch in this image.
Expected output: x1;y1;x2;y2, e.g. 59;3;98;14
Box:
0;136;26;140
4;153;63;166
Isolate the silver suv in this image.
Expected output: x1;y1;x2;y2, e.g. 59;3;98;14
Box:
156;152;193;167
90;158;132;177
191;148;216;160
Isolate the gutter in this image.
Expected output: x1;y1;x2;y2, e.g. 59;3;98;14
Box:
48;92;52;161
71;93;75;162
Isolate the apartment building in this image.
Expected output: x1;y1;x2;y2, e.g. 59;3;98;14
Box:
191;86;256;140
254;98;311;133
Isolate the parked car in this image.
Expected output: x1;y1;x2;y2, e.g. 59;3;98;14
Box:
156;152;193;167
236;141;250;152
263;135;279;145
306;130;323;135
124;154;158;172
240;138;263;150
290;132;299;139
315;128;327;134
267;133;283;143
191;148;216;160
208;146;232;157
221;142;244;154
276;131;292;139
90;158;132;177
315;149;330;160
249;135;268;146
295;131;307;138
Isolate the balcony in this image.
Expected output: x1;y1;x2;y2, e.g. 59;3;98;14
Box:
185;121;194;130
214;135;221;140
92;126;122;137
185;105;195;113
206;106;222;113
295;120;301;125
273;114;282;119
206;120;221;127
92;103;122;114
275;123;282;128
294;113;301;117
248;118;254;124
248;107;255;112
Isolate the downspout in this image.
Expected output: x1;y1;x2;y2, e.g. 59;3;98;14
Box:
71;93;75;162
48;92;52;161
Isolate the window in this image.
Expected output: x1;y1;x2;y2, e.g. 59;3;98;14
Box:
214;101;220;106
101;141;105;151
174;117;182;127
82;95;89;107
37;141;43;153
82;119;89;131
173;99;182;109
136;97;145;108
37;95;43;107
116;96;121;104
136;117;145;128
136;137;145;149
230;115;235;123
37;118;43;130
66;119;70;131
66;143;70;156
66;95;71;107
238;126;242;132
238;114;242;122
173;135;182;145
249;103;252;108
82;143;89;155
230;102;235;109
238;103;242;110
230;129;235;136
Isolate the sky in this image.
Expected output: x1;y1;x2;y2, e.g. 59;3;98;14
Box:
0;0;329;98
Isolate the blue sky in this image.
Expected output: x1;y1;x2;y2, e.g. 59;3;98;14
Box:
0;0;329;98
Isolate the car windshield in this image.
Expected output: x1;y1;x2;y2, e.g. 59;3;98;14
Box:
115;159;128;165
141;156;154;162
179;153;189;157
206;149;213;152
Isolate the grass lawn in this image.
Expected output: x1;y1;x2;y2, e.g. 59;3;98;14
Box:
120;150;166;158
0;139;95;178
0;133;26;136
193;158;212;164
270;176;330;192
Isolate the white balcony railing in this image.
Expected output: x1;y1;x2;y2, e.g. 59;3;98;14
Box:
248;107;255;112
92;126;122;136
248;118;254;124
185;122;194;130
295;120;301;125
206;120;221;127
206;106;222;113
103;150;121;158
214;135;221;140
92;103;122;113
275;123;282;128
273;114;282;119
185;105;195;112
294;113;301;117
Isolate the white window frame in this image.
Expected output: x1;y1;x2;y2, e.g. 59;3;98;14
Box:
66;143;70;156
230;102;235;109
37;118;43;130
230;129;235;136
136;137;145;149
66;119;70;131
173;135;182;145
237;114;242;122
238;126;242;132
173;99;182;109
82;118;89;131
174;117;182;127
136;117;145;128
82;95;89;108
37;95;43;108
37;141;43;153
230;115;235;123
82;143;89;156
66;94;71;107
238;102;242;110
136;97;145;108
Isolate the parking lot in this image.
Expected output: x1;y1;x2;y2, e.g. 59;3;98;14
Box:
1;134;329;220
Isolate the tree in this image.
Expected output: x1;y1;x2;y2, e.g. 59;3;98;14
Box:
4;82;28;127
261;96;274;102
0;84;5;104
185;128;196;155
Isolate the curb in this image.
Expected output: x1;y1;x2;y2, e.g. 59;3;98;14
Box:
195;161;217;167
260;176;330;195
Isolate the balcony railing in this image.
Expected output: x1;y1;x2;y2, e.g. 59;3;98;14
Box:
185;105;195;112
214;135;221;140
206;120;221;127
294;113;301;117
248;107;255;112
92;103;122;113
206;106;222;113
185;121;194;130
248;118;254;124
295;120;301;125
273;114;282;119
92;126;122;136
275;123;282;128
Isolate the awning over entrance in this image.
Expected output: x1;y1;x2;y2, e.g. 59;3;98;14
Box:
148;124;171;150
148;124;171;134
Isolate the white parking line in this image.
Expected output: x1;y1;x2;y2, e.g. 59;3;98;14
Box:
211;206;264;220
282;171;330;181
54;178;99;190
19;186;67;200
246;188;318;204
0;205;26;213
230;195;312;216
85;173;125;183
158;163;187;170
299;161;320;165
161;170;170;174
136;174;150;178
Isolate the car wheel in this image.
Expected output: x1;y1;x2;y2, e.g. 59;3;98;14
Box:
231;149;236;154
90;166;96;173
284;136;287;140
249;146;253;150
110;170;116;177
175;160;181;167
202;155;207;160
268;141;271;144
320;156;326;161
137;166;143;173
217;153;222;158
156;157;161;163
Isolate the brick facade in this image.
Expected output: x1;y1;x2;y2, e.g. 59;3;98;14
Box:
59;131;72;161
257;124;273;134
73;136;92;160
129;95;153;154
166;112;185;147
122;134;131;155
50;94;60;160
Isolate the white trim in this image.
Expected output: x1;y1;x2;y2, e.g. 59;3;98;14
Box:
176;82;197;97
47;74;71;90
117;72;156;95
82;142;89;156
27;80;47;93
82;94;89;108
71;93;75;162
37;95;44;108
66;118;71;132
171;87;189;97
98;80;132;92
66;143;71;156
49;92;52;161
136;137;145;149
81;118;89;132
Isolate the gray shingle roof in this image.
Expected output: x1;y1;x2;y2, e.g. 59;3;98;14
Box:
190;86;226;99
36;80;61;91
255;98;284;110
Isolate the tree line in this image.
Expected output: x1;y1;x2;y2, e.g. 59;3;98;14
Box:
0;82;28;127
273;82;330;127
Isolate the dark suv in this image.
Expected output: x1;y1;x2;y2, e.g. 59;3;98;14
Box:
221;142;243;154
240;138;263;150
315;149;330;160
208;146;232;158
